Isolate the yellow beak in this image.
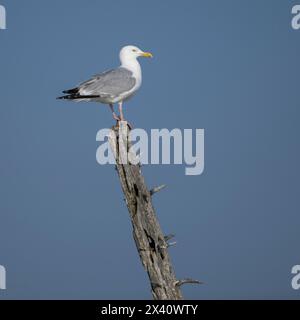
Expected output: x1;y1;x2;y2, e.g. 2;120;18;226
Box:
141;52;153;58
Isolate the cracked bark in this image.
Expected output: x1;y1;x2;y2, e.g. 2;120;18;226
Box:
108;121;183;300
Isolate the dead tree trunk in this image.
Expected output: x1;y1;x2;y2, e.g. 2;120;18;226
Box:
108;121;199;300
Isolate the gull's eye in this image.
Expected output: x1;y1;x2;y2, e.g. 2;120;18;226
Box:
132;49;137;52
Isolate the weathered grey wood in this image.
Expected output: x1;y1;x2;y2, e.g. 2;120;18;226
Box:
108;121;183;300
150;184;167;196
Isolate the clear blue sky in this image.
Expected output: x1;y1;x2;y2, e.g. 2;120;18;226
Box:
0;0;300;299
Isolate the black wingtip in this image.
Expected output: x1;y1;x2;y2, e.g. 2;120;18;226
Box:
56;94;101;100
57;87;80;99
57;95;67;100
63;88;79;94
56;94;76;100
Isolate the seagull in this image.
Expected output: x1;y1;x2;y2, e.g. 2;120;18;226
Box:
57;45;153;122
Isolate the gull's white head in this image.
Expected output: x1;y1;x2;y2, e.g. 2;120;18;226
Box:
119;45;153;65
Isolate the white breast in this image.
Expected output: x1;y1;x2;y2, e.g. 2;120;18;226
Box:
119;58;142;101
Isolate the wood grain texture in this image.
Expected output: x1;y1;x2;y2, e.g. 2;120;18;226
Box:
108;121;183;300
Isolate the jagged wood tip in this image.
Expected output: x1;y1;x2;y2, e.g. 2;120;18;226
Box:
175;278;203;287
150;184;167;196
164;234;176;242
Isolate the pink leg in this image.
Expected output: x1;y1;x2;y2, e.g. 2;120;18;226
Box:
118;102;133;129
109;104;120;121
118;102;124;121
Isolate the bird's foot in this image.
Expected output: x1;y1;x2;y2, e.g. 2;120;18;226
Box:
112;113;121;121
116;119;133;130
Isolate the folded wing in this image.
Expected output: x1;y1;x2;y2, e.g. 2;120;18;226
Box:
58;67;136;100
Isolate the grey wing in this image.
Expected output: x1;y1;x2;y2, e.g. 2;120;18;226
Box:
79;67;136;98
